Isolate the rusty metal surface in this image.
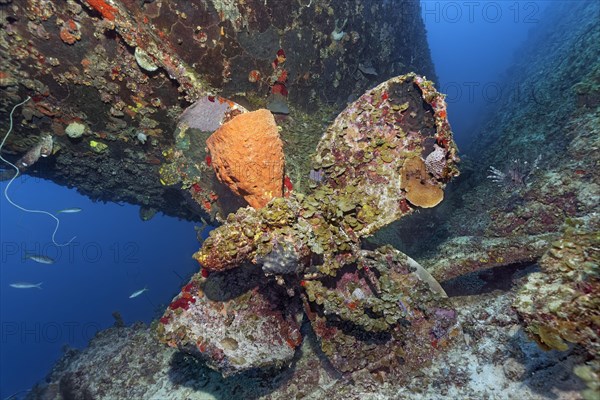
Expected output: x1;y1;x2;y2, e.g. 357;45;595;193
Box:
0;0;435;220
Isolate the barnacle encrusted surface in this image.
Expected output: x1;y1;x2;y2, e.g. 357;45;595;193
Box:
165;74;461;379
304;246;460;378
514;214;599;354
311;73;459;235
514;214;600;400
157;264;301;376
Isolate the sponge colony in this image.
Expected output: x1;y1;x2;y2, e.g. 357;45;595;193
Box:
65;122;86;139
206;109;284;209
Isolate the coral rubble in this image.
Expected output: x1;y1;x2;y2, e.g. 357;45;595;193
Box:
514;214;599;400
28;288;589;400
514;214;599;354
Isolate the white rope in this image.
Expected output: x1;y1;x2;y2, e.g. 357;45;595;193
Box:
0;97;76;247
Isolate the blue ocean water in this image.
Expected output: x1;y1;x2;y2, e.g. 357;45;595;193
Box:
422;0;550;146
0;176;206;398
0;0;556;398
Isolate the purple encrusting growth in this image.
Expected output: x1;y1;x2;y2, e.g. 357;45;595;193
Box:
309;169;324;182
435;308;457;321
178;96;243;133
397;297;413;317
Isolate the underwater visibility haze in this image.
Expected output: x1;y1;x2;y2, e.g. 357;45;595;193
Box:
0;1;598;399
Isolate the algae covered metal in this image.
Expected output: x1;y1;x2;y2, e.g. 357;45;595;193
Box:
0;0;434;220
158;73;462;380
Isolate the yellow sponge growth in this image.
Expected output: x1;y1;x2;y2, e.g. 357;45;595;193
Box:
89;140;108;154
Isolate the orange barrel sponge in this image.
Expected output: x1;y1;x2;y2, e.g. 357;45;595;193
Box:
206;109;284;209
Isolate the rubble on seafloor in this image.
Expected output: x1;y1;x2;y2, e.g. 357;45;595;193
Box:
514;214;599;400
27;284;589;400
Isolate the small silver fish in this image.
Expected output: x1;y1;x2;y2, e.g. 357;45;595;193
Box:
57;207;82;214
129;287;149;298
25;254;55;264
10;282;43;289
